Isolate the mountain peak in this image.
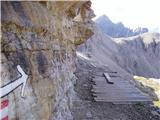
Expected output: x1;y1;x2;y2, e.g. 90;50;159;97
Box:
99;15;109;20
96;15;111;22
95;15;148;38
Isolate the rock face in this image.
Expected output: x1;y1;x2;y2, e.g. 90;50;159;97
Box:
95;15;149;38
1;1;94;120
114;33;160;78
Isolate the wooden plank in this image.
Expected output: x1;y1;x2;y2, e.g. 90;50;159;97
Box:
95;94;150;99
92;86;139;92
95;98;151;102
94;93;149;98
93;91;144;95
91;71;151;103
94;94;151;99
92;86;136;90
94;96;151;102
92;89;144;95
103;73;114;84
94;96;150;100
94;98;150;102
94;96;151;100
92;87;133;90
92;89;138;93
109;75;120;77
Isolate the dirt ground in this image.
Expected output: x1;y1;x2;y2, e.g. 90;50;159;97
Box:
71;58;160;120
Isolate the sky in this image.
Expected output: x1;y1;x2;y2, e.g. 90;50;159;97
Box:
91;0;160;32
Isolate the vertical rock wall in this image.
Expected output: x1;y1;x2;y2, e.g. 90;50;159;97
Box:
1;1;94;120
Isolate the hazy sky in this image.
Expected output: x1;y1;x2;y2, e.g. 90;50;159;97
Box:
91;0;160;32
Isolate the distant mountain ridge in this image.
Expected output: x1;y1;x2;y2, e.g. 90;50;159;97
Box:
95;15;148;38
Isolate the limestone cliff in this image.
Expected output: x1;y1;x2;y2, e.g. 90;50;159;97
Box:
1;1;94;120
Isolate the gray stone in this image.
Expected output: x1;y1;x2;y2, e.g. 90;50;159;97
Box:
86;111;92;118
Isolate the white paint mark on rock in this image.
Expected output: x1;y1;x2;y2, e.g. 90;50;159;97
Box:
0;65;28;98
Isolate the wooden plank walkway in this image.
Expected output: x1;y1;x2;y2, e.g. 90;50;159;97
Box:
91;72;152;104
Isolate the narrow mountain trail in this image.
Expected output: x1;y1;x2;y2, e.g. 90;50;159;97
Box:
71;58;160;120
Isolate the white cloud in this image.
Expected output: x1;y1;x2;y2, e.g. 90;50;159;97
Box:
91;0;160;31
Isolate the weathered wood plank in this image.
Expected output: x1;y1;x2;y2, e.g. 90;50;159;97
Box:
103;73;114;84
92;86;136;90
95;98;150;102
91;71;151;103
95;94;150;99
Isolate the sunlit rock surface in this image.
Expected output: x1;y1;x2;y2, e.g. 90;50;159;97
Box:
1;1;94;120
134;76;160;100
